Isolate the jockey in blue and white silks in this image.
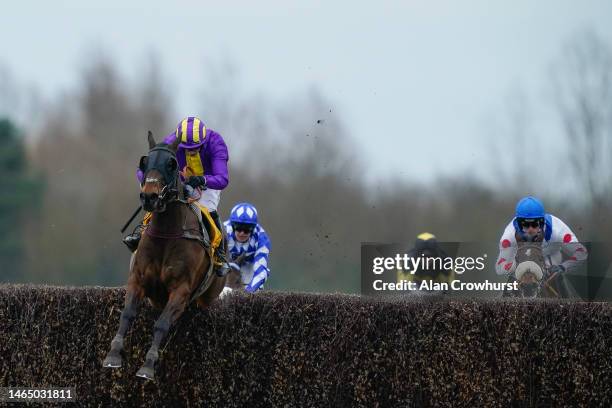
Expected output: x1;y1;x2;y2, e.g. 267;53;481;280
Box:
224;202;271;293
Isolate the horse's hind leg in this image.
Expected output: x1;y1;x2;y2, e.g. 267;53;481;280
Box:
136;284;190;380
103;280;143;368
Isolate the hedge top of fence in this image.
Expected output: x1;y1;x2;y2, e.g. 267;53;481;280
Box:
0;284;610;407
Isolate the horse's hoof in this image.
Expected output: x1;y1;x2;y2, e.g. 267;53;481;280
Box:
136;366;155;380
219;287;233;299
103;354;122;368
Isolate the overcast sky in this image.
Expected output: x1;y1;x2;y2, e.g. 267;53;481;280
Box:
1;0;611;188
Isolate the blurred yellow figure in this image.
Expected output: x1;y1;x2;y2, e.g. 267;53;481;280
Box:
397;233;455;289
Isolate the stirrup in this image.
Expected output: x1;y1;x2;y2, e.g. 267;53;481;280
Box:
213;247;230;277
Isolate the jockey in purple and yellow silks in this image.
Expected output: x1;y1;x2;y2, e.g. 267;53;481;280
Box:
123;116;230;276
160;117;229;211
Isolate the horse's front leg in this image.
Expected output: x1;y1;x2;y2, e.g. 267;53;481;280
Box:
136;284;191;380
103;274;143;368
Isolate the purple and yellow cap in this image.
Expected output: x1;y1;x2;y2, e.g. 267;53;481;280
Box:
176;116;207;149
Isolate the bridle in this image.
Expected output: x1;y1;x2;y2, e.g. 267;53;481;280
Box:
140;145;184;211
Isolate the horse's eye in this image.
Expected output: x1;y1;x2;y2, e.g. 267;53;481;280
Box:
167;158;177;172
139;156;148;171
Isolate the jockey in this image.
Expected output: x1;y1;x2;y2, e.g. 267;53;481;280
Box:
397;232;454;289
495;196;587;291
224;202;271;293
123;116;230;276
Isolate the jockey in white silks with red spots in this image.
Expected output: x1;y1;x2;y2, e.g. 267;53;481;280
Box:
495;196;587;293
223;203;271;293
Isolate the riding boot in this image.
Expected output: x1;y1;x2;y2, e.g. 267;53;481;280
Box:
122;213;151;253
209;210;230;277
123;224;144;252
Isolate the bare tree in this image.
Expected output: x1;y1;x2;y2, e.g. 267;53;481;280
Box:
27;54;173;284
14;50;602;294
484;86;540;191
550;30;612;234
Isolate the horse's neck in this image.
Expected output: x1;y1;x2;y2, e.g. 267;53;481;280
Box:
150;202;186;232
518;242;542;251
517;243;544;264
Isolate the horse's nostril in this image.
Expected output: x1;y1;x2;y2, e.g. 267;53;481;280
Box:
140;193;159;203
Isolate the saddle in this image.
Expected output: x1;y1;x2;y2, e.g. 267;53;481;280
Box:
179;165;222;253
184;203;225;304
186;202;222;253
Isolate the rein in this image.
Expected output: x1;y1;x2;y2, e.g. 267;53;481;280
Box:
145;186;189;239
541;271;561;297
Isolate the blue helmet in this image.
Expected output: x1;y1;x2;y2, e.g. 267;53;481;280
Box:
229;202;258;225
515;196;545;219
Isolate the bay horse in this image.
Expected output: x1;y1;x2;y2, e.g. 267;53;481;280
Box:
103;131;226;380
512;242;561;298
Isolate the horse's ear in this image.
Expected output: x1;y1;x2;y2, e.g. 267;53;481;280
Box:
147;131;156;149
169;134;181;152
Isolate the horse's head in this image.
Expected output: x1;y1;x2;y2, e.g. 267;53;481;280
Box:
514;242;545;298
138;131;181;213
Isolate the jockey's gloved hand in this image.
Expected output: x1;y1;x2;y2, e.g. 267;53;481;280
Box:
548;264;565;276
186;176;207;189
